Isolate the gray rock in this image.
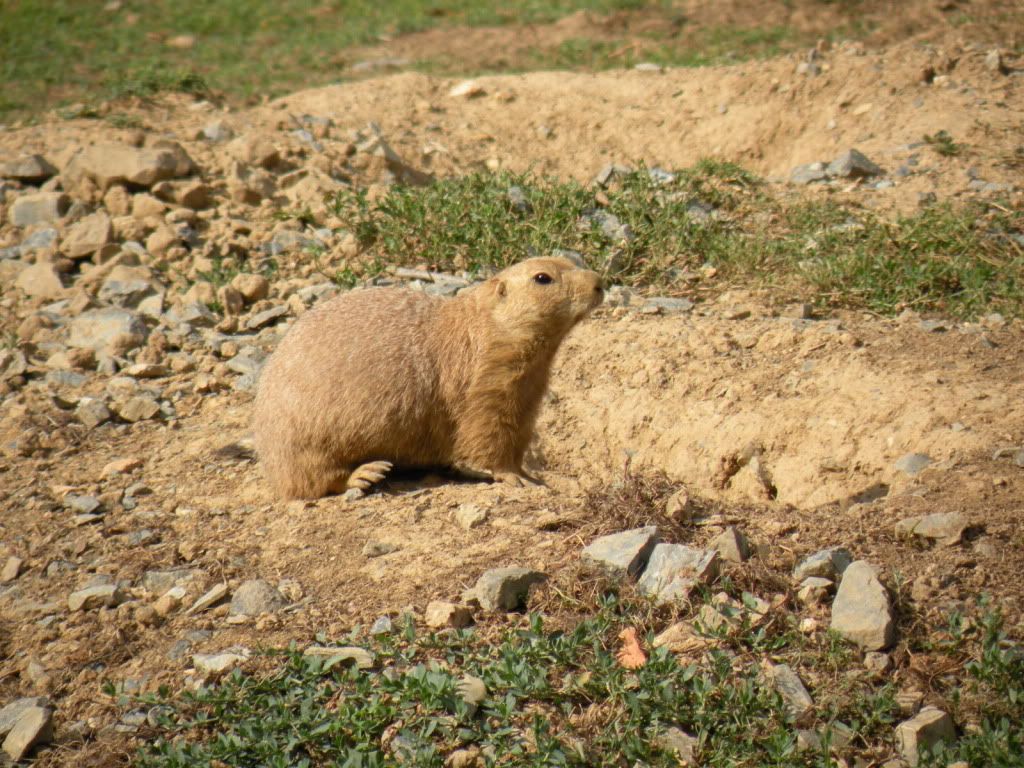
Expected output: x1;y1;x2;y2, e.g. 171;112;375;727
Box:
636;543;719;603
0;154;57;182
827;149;883;178
186;583;229;614
202;120;235;142
229;579;286;616
656;726;698;763
793;547;853;580
506;185;532;214
797;576;834;605
193;649;250;679
710;526;750;563
919;319;948;333
464;567;547;611
75;398;111;429
894;452;933;476
2;705;53;762
303;645;375;669
455;503;488;529
268;230;315;255
831;561;895;650
581;210;635;243
790;162;828;185
864;651;892;674
21;227;59;253
641;297;694;314
581;526;659;579
225;355;263;377
64;495;101;514
370;616;393;635
9;192;69;226
0;698;50;738
895;706;956;766
895;512;968;544
99;270;157;308
142;568;195;594
172;301;218;328
245;305;289;330
594;163;633;187
764;663;813;723
362;541;399;558
68;584;124;611
114;395;161;423
67;308;148;352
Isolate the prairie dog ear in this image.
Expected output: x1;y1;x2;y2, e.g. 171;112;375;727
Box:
492;279;507;298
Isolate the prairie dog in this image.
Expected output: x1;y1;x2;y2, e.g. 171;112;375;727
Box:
252;256;604;499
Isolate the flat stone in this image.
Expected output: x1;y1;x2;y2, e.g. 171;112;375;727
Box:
0;698;50;738
186;583;229;614
229;579;286;616
895;706;956;766
361;541;399;558
141;569;195;594
864;651;892;674
455;503;488;529
710;526;750;563
65;142;193;190
193;649;250;679
790;162;828;185
9;192;69;227
827;149;883;178
894;452;933;476
793;547;853;580
652;621;708;654
64;495;101;514
895;512;967;544
302;646;374;669
641;297;694;314
0;154;57;182
831;561;895;650
581;526;659;579
67;308;148;352
424;600;474;629
764;663;814;723
0;556;23;583
15;262;64;299
98;265;159;308
61;211;112;259
245;305;288;330
68;583;123;611
114;395;161;423
2;705;53;761
636;543;719;603
464;567;546;611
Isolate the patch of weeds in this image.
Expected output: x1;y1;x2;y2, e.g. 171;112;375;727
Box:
132;597;826;768
196;254;278;290
923;130;963;157
326;163;759;286
327;163;1023;319
105;113;145;129
106;64;210;102
916;602;1024;767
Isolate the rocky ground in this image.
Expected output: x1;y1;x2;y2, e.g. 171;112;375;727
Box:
0;6;1023;767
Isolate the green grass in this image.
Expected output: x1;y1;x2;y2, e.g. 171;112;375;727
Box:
122;590;1024;767
0;0;651;121
130;598;821;768
923;130;964;158
325;164;1024;319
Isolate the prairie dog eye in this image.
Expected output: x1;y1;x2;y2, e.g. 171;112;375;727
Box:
533;273;553;285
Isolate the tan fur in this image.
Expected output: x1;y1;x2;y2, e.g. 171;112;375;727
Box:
252;257;604;499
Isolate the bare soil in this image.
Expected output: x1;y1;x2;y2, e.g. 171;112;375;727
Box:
1;1;1023;765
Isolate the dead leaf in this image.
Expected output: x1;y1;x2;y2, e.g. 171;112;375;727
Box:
616;627;647;669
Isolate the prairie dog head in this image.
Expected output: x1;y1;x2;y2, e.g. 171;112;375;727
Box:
484;257;604;340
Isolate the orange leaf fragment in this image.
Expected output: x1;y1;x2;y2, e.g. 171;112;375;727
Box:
616;627;647;669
